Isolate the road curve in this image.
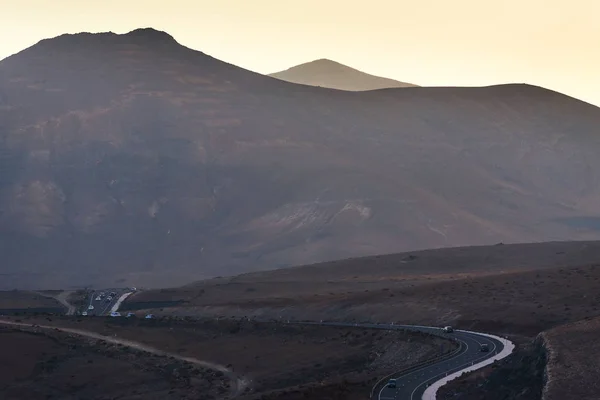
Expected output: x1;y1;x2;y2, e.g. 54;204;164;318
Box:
295;321;513;400
0;319;249;398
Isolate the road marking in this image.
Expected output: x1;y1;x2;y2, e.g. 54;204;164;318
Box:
379;339;469;400
410;336;498;399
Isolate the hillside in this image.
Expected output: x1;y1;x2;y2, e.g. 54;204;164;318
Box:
127;241;600;337
2;28;600;289
542;316;600;400
3;316;449;399
0;323;233;399
268;58;417;90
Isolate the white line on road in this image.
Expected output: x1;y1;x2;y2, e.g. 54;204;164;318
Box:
86;291;96;314
411;336;495;399
110;292;133;313
421;330;514;400
379;337;470;400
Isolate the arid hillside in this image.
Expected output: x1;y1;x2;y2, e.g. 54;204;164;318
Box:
126;241;600;337
269;58;417;90
542;316;600;400
0;290;64;314
2;28;600;289
0;324;232;399
0;316;451;399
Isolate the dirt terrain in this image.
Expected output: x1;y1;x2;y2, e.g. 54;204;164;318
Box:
125;241;600;337
1;315;453;398
541;316;600;400
0;290;65;315
117;241;600;400
0;323;231;400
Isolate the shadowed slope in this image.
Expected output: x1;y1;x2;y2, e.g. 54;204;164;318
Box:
1;29;600;288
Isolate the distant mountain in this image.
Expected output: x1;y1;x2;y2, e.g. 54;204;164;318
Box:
1;28;600;289
268;59;417;90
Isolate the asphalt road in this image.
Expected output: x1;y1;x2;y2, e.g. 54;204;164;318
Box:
378;325;502;400
83;288;131;316
299;321;504;400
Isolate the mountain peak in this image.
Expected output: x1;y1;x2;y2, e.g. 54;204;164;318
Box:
269;59;418;90
124;28;177;44
10;28;179;59
307;58;347;66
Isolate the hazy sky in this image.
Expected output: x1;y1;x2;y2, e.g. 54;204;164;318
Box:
2;0;599;106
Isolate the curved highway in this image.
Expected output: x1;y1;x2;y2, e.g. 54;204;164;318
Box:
379;325;503;399
295;321;510;400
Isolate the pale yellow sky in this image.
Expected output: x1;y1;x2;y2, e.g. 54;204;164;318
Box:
2;0;599;106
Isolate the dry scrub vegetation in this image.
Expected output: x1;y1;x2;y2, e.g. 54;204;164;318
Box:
3;316;455;398
0;324;231;400
541;316;600;400
0;290;64;314
127;245;600;337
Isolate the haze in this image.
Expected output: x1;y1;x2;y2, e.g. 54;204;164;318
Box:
2;0;599;107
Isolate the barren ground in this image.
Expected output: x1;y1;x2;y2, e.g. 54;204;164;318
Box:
0;324;231;400
0;290;65;315
1;315;454;398
125;242;600;337
541;316;600;400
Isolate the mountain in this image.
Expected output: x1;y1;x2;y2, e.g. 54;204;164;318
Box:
268;59;417;90
1;28;600;289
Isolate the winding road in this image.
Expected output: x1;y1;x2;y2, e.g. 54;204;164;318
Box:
295;321;513;400
1;296;513;400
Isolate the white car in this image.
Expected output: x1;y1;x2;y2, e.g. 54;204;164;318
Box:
110;311;121;317
95;296;101;301
442;326;454;333
82;311;88;316
88;305;94;310
145;314;154;319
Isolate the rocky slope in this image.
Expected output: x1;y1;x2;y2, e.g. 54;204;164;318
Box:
2;28;600;288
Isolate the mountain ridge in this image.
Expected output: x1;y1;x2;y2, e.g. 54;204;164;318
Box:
1;28;600;289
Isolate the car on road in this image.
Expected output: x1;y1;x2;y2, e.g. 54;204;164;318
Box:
110;311;121;317
480;343;489;352
442;326;454;333
88;305;94;310
126;312;135;318
387;378;397;388
145;314;154;319
82;311;88;316
95;296;101;301
106;297;112;302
